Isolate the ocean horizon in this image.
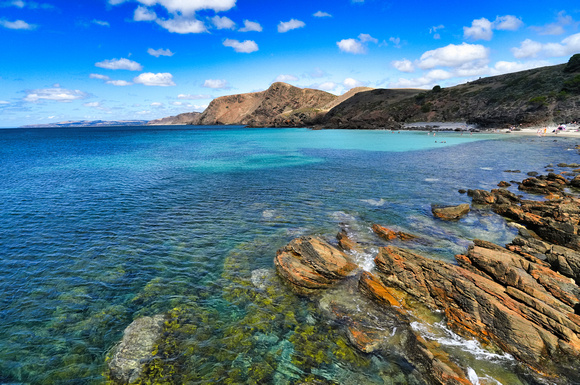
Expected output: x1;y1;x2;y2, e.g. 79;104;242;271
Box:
2;126;579;384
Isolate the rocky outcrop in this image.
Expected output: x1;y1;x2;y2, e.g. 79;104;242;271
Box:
372;223;416;241
431;203;470;220
274;236;358;294
192;82;336;127
107;314;166;384
147;112;201;125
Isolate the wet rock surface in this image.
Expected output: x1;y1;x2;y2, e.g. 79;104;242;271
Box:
273;170;580;384
107;314;166;384
431;203;470;221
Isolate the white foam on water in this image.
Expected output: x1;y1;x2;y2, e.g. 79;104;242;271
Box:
467;367;480;385
330;211;357;222
351;247;378;272
360;198;386;206
424;178;439;182
410;321;514;362
262;209;276;219
480;167;493;170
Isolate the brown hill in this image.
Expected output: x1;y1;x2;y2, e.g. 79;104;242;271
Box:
148;112;201;126
190;82;336;127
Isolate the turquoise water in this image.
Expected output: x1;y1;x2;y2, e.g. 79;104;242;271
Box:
1;126;579;384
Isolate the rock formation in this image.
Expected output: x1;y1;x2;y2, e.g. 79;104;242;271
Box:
147;112;200;125
274;171;580;384
190;82;336;127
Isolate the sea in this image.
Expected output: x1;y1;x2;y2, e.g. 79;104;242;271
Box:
1;125;579;384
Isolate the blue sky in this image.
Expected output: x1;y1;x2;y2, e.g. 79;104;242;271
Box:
0;0;579;127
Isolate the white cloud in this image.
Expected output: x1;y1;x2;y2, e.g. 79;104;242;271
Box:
337;38;364;54
392;59;414;73
359;33;378;44
511;33;580;59
511;39;543;58
223;39;258;53
418;43;489;69
151;102;163;107
430;24;444;39
155;16;206;33
531;11;573;36
211;15;235;29
106;80;133;86
343;78;366;89
0;100;9;104
491;60;551;75
1;1;54;9
463;17;493;41
337;33;378;54
133;72;176;86
494;15;523;31
313;11;331;17
148;47;174;57
84;102;101;107
389;36;401;48
92;19;110;27
203;79;229;89
24;87;88;102
311;81;337;92
177;93;211;99
134;5;157;21
89;73;111;80
275;74;298;82
117;0;236;15
239;19;261;32
95;58;143;71
278;19;305;33
0;19;36;30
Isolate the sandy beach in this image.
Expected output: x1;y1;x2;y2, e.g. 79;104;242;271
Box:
500;124;580;138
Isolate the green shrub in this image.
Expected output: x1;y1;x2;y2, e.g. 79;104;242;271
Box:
528;96;548;107
421;103;432;113
564;53;580;73
432;85;442;92
562;75;580;94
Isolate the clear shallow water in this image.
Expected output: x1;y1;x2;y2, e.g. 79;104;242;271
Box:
1;126;579;384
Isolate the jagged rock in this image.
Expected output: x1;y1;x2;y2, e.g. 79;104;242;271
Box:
468;189;496;204
274;236;358;294
497;181;511;187
570;175;580;188
431;203;470;220
108;314;166;384
372;224;416;241
372;244;580;378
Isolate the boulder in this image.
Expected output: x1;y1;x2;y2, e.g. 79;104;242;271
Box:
108;314;166;384
431;203;470;220
274;236;358;294
372;224;416;241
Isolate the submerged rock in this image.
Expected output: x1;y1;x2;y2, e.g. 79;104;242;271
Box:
372;223;416;241
431;203;470;220
107;314;166;384
274;236;358;294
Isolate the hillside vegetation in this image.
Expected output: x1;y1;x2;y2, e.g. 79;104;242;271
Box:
150;55;580;129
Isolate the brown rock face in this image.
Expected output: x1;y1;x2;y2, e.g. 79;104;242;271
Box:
372;224;417;241
274;236;358;294
431;203;470;220
372;244;580;377
194;82;336;127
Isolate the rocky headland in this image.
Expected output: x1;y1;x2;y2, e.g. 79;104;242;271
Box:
150;54;580;130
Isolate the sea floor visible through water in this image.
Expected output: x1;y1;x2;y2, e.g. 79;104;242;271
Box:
1;126;579;384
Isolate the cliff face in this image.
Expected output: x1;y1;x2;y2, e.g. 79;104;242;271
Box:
194;82;337;127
